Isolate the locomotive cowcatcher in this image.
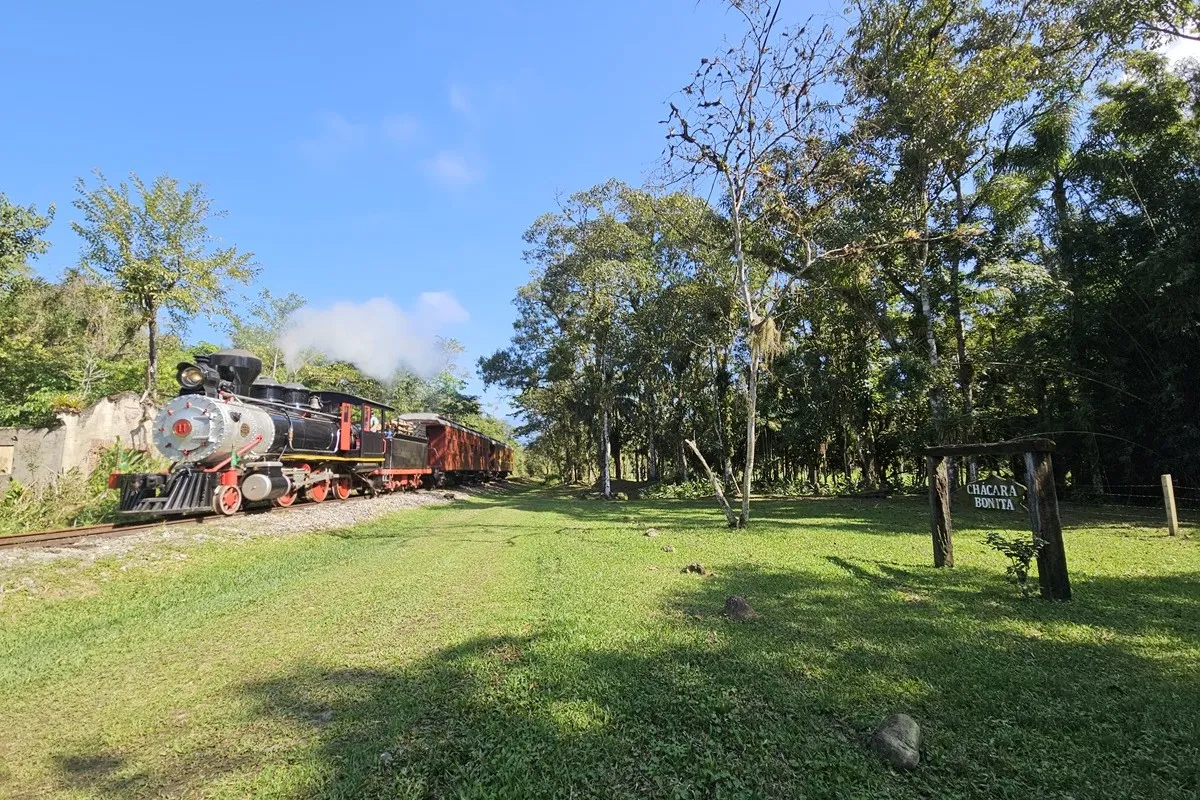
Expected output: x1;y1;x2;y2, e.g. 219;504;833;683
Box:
110;349;511;517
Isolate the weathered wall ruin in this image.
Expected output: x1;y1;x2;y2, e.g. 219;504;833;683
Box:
0;393;155;492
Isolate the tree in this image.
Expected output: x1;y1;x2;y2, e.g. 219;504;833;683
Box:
72;172;257;399
0;194;53;289
228;289;306;381
666;0;848;525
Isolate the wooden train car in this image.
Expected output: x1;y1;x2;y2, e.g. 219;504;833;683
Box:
399;413;513;486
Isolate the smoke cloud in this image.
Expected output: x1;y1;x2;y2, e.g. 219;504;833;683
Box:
279;292;469;379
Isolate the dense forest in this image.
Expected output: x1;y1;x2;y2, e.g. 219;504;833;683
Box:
480;0;1200;519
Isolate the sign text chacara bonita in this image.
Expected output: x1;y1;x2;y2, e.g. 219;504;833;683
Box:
962;475;1024;512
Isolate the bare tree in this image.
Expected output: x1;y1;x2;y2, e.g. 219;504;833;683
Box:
664;0;844;526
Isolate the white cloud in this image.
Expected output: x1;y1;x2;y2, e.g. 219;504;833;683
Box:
449;83;473;116
298;112;368;167
381;113;420;143
280;293;469;379
424;150;483;187
1158;34;1200;65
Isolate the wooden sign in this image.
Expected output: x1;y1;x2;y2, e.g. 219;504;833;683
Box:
959;474;1024;512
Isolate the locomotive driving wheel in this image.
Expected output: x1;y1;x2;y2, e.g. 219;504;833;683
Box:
212;485;242;516
334;476;353;500
273;491;297;507
306;481;329;503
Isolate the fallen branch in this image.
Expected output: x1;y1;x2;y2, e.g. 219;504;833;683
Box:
684;439;741;528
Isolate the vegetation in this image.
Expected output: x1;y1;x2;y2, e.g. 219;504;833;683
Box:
72;172;258;399
0;444;162;535
482;0;1200;525
1;485;1196;797
984;530;1048;597
0;175;519;478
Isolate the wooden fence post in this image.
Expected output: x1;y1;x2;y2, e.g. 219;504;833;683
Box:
927;455;954;568
1161;474;1179;537
1024;451;1071;601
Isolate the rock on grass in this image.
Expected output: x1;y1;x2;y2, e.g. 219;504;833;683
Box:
724;595;759;620
869;713;921;770
644;528;660;537
681;563;705;575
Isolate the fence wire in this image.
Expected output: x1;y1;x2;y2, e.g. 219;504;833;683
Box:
945;457;1199;533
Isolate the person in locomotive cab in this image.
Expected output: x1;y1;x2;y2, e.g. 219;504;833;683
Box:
369;412;381;433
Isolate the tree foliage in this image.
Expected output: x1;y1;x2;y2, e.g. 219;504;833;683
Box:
72;172;257;398
484;0;1200;523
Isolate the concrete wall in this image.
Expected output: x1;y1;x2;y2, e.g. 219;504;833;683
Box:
0;392;155;492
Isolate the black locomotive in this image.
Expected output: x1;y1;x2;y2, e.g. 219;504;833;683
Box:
111;349;511;516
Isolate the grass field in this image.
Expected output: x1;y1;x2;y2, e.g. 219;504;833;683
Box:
1;484;1197;799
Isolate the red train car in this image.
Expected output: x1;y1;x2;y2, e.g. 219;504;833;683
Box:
400;414;513;486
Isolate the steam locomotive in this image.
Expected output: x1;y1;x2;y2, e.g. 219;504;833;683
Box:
110;349;513;517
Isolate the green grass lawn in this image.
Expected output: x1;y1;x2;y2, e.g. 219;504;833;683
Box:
1;484;1197;799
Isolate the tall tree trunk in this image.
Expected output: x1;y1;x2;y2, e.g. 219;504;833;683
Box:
144;303;159;401
647;402;659;482
611;417;622;483
913;169;944;438
731;201;756;528
918;272;943;427
1054;167;1104;496
950;180;977;480
740;355;758;526
600;406;611;498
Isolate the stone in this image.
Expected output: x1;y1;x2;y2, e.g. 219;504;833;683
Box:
724;595;759;621
868;713;921;770
443;492;456;500
662;544;676;553
681;563;705;575
378;751;394;767
644;528;660;537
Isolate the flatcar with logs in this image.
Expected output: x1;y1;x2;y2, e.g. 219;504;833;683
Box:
110;349;512;517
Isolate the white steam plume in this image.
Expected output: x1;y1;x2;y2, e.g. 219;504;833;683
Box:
279;292;469;379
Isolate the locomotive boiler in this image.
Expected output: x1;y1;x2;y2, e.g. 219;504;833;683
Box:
111;348;513;517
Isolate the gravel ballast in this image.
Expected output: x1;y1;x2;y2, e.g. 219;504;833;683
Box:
0;490;464;573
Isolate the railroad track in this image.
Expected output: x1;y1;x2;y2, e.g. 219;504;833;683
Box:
0;492;379;550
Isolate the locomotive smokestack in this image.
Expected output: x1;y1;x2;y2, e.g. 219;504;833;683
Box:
203;349;263;393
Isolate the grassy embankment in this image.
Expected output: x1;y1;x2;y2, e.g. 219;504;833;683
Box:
1;483;1197;798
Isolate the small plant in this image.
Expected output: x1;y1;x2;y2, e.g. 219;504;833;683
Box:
48;393;88;413
984;531;1047;597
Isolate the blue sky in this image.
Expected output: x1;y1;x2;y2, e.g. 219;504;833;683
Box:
2;0;835;417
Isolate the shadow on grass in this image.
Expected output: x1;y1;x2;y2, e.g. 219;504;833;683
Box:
49;559;1199;797
215;566;1200;798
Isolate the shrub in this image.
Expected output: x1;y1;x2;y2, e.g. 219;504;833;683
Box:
642;480;716;500
984;531;1046;597
0;442;162;534
48;393;88;413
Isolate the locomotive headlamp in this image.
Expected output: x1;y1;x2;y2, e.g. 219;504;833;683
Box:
178;364;205;388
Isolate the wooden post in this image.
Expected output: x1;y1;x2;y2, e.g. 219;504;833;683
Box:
1024;451;1071;601
927;455;954;568
1161;474;1179;537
